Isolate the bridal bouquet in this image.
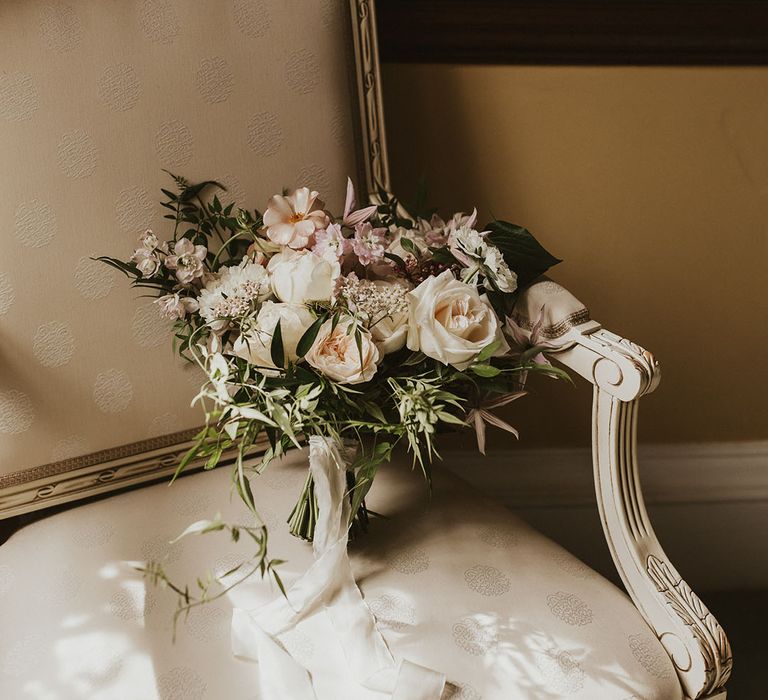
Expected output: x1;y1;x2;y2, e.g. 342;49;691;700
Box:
98;173;565;609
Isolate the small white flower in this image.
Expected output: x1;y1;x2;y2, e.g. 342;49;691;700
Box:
164;238;207;284
484;246;518;293
198;261;272;331
139;228;160;251
155;293;199;320
131;248;162;277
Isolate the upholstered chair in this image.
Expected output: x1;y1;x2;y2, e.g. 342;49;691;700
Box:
0;1;730;698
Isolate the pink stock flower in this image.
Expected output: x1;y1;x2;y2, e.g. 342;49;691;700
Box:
164;238;207;284
313;223;351;263
262;187;329;249
342;177;377;227
352;222;387;266
154;293;199;320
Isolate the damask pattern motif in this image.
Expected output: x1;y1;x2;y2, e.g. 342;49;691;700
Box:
14;199;56;248
368;593;417;632
463;565;511;596
546;591;594;626
628;633;673;680
33;321;76;367
452;617;497;656
0;72;40;122
388;547;430;575
536;647;585;693
98;63;142;112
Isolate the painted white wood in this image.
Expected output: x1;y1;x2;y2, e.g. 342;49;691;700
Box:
551;321;732;699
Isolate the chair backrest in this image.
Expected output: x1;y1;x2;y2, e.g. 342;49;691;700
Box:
0;0;388;517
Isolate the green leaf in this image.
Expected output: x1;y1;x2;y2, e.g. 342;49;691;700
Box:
296;315;326;358
519;344;549;364
470;363;502;378
486;220;561;287
170;516;225;543
270;320;284;368
476;340;501;363
429;246;458;265
384;252;407;270
399;236;418;258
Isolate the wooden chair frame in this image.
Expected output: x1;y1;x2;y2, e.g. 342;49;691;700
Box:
0;2;731;697
551;322;732;699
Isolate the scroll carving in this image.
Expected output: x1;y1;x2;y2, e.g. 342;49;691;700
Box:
552;322;731;699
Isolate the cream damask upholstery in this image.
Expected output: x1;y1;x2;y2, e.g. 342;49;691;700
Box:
0;451;681;699
0;0;359;485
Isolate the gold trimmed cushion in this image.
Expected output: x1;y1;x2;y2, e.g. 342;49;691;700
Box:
510;277;591;341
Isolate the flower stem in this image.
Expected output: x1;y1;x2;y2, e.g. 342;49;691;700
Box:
287;470;369;542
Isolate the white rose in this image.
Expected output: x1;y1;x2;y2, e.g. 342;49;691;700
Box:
267;249;340;304
231;301;315;373
406;270;509;370
306;318;379;384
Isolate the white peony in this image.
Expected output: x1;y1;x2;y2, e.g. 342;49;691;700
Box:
406;270;509;370
231;301;315;373
305;318;379;384
268;249;339;304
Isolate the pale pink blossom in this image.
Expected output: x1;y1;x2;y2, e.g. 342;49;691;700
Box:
130;229;168;277
164;238;207;284
422;209;479;248
131;248;162;277
313;223;351;263
342;177;377;227
262;187;329;249
154;293;199;320
138;228;160;251
351;222;387;266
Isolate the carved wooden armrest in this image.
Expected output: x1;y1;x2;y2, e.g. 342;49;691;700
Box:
550;320;732;700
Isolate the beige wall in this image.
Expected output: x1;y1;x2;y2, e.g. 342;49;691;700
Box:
381;64;768;448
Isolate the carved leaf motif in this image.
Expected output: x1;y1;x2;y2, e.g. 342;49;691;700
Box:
646;555;731;694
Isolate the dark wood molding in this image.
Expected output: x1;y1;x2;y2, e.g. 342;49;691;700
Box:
376;1;768;66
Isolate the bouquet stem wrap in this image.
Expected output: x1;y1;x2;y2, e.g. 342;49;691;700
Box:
231;436;446;699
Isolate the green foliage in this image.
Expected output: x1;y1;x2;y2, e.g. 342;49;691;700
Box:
486;219;561;287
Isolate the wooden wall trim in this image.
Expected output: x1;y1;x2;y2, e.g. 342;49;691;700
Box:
376;1;768;66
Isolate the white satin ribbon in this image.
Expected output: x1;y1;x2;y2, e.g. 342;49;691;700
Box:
232;437;446;700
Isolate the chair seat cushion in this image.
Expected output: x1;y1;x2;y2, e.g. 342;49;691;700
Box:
0;449;682;699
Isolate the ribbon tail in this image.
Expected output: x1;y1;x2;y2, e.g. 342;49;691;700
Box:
232;608;317;700
231;436;445;700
